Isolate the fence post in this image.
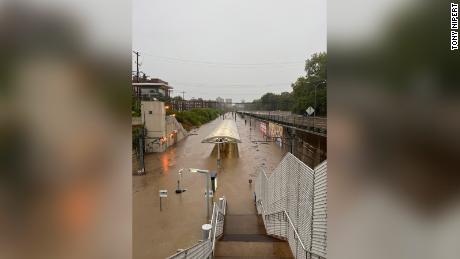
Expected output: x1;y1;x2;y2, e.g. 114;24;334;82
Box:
219;198;224;212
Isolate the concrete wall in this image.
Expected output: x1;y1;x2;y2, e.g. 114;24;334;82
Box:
164;116;187;147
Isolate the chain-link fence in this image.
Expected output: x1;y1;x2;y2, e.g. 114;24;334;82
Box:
256;153;327;259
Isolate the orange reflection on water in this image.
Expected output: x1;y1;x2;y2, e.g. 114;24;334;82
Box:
161;155;169;173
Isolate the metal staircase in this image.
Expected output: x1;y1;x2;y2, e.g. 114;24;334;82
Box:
166;153;327;259
167;197;226;259
255;153;327;259
214;213;294;259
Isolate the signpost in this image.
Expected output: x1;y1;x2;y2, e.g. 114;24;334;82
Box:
159;190;168;211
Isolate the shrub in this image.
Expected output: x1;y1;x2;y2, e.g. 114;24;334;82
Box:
174;108;222;130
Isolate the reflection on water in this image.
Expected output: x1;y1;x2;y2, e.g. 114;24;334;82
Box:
161;155;169;173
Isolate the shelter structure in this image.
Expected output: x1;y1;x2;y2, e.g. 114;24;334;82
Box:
202;120;241;170
202;119;241;144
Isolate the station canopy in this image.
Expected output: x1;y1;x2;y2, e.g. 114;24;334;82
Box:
202;119;242;144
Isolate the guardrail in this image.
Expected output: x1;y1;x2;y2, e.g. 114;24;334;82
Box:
167;197;226;259
255;153;327;259
238;111;327;136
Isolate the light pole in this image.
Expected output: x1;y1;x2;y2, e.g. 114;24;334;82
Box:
312;80;326;129
189;168;211;220
314;83;317;118
175;168;186;193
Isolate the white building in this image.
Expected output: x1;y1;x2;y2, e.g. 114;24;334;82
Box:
141;101;187;152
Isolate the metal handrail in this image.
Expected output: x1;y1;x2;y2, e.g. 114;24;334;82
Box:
255;156;327;259
211;203;218;254
257;197;307;252
283;209;307;251
166;239;210;258
211;196;227;256
258;198;326;259
167;196;226;259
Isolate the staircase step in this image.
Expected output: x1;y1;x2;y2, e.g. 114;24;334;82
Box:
220;234;283;242
214;257;293;259
224;214;266;235
214;241;293;258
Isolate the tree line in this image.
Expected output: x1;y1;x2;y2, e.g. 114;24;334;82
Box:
247;52;326;117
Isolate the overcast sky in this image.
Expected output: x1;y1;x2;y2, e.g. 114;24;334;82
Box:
133;0;326;102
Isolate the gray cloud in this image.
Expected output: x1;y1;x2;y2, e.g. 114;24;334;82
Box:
133;0;326;101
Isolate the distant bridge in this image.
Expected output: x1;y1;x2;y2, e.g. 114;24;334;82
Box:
237;111;327;137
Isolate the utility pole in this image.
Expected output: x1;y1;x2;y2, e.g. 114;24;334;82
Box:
179;91;186;100
133;51;140;82
138;127;145;175
132;51;141;111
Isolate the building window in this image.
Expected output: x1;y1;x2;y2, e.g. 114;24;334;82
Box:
149;111;152;114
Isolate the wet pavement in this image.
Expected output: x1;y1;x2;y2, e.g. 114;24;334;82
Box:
133;113;288;259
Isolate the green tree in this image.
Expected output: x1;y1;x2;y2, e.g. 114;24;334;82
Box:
291;52;327;116
248;52;327;116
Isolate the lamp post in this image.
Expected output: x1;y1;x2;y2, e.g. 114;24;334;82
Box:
189;168;211;220
175;168;186;193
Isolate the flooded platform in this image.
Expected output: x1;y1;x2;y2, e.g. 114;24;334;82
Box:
133;113;288;259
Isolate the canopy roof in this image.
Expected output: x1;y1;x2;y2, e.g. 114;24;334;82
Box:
202;119;242;144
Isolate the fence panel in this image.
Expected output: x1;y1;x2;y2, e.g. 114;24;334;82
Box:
255;153;327;259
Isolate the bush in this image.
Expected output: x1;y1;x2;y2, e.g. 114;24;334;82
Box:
174;108;222;130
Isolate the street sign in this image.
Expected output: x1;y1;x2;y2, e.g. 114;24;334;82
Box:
159;190;168;211
306;106;315;116
159;190;168;198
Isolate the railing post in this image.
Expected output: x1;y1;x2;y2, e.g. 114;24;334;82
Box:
219;197;224;212
202;224;212;240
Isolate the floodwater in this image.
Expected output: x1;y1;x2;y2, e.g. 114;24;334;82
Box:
133;113;288;259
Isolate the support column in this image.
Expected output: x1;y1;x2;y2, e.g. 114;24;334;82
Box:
217;142;221;170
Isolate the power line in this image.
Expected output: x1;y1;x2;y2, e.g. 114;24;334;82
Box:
169;81;293;88
141;52;304;67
